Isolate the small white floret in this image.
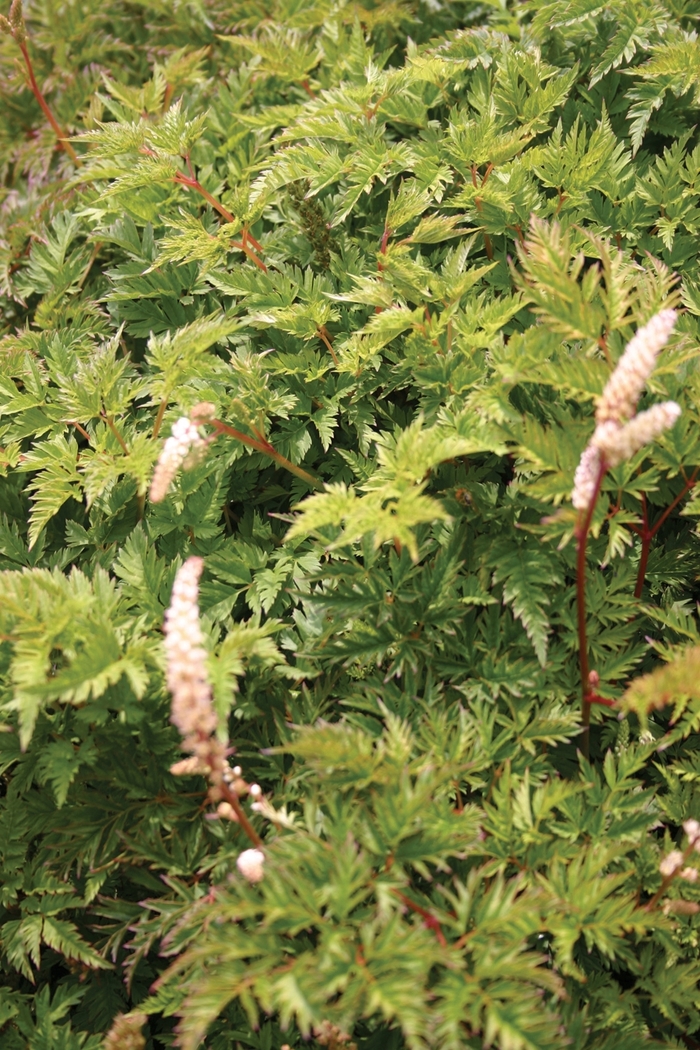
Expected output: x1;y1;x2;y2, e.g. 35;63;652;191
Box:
683;818;700;844
660;849;684;877
237;848;265;883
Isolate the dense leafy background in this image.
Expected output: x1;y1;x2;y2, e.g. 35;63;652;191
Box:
2;0;700;1048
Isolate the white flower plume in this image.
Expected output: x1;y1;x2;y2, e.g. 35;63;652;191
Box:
150;417;207;503
572;443;603;512
164;556;227;782
592;402;681;468
596;309;676;426
571;310;681;512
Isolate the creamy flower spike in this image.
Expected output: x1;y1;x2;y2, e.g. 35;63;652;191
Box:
169;755;208;776
571;309;680;511
592;402;681;468
163;556;227;782
571;443;603;512
149;416;207;503
596;309;677;426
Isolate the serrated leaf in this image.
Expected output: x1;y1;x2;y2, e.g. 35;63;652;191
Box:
492;545;562;665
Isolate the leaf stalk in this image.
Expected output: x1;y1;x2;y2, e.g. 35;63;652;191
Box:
211;419;322;490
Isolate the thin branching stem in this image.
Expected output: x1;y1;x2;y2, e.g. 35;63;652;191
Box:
392;889;448;947
152;398;168;440
68;420;91;442
318;325;338;366
211;418;323;490
219;781;263;848
17;40;79;164
245;228;264;253
103;414;129;454
174;162;268;272
576;459;607;759
634;467;699;598
644;838;698;912
193;727;262;848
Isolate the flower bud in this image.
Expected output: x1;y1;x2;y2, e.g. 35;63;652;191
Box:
190;401;217;423
217;802;238;821
660;849;684;877
683;818;700;845
236;848;265;883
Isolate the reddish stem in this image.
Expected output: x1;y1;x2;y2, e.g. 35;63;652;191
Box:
634;468;699;598
649;467;699;540
219;781;263;848
68;420;91;442
210;419;322;490
644;837;698;912
392;890;448;947
576;460;607;759
173;172;268;272
174;171;235;222
588;693;616;708
244;229;264;253
18;40;79;163
193;726;262;848
229;238;267;272
162;82;175;112
318;325;338;366
597;332;612;367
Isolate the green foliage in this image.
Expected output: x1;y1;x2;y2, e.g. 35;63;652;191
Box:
2;1;700;1049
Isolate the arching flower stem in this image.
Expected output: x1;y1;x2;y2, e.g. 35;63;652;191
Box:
576;459;607;760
